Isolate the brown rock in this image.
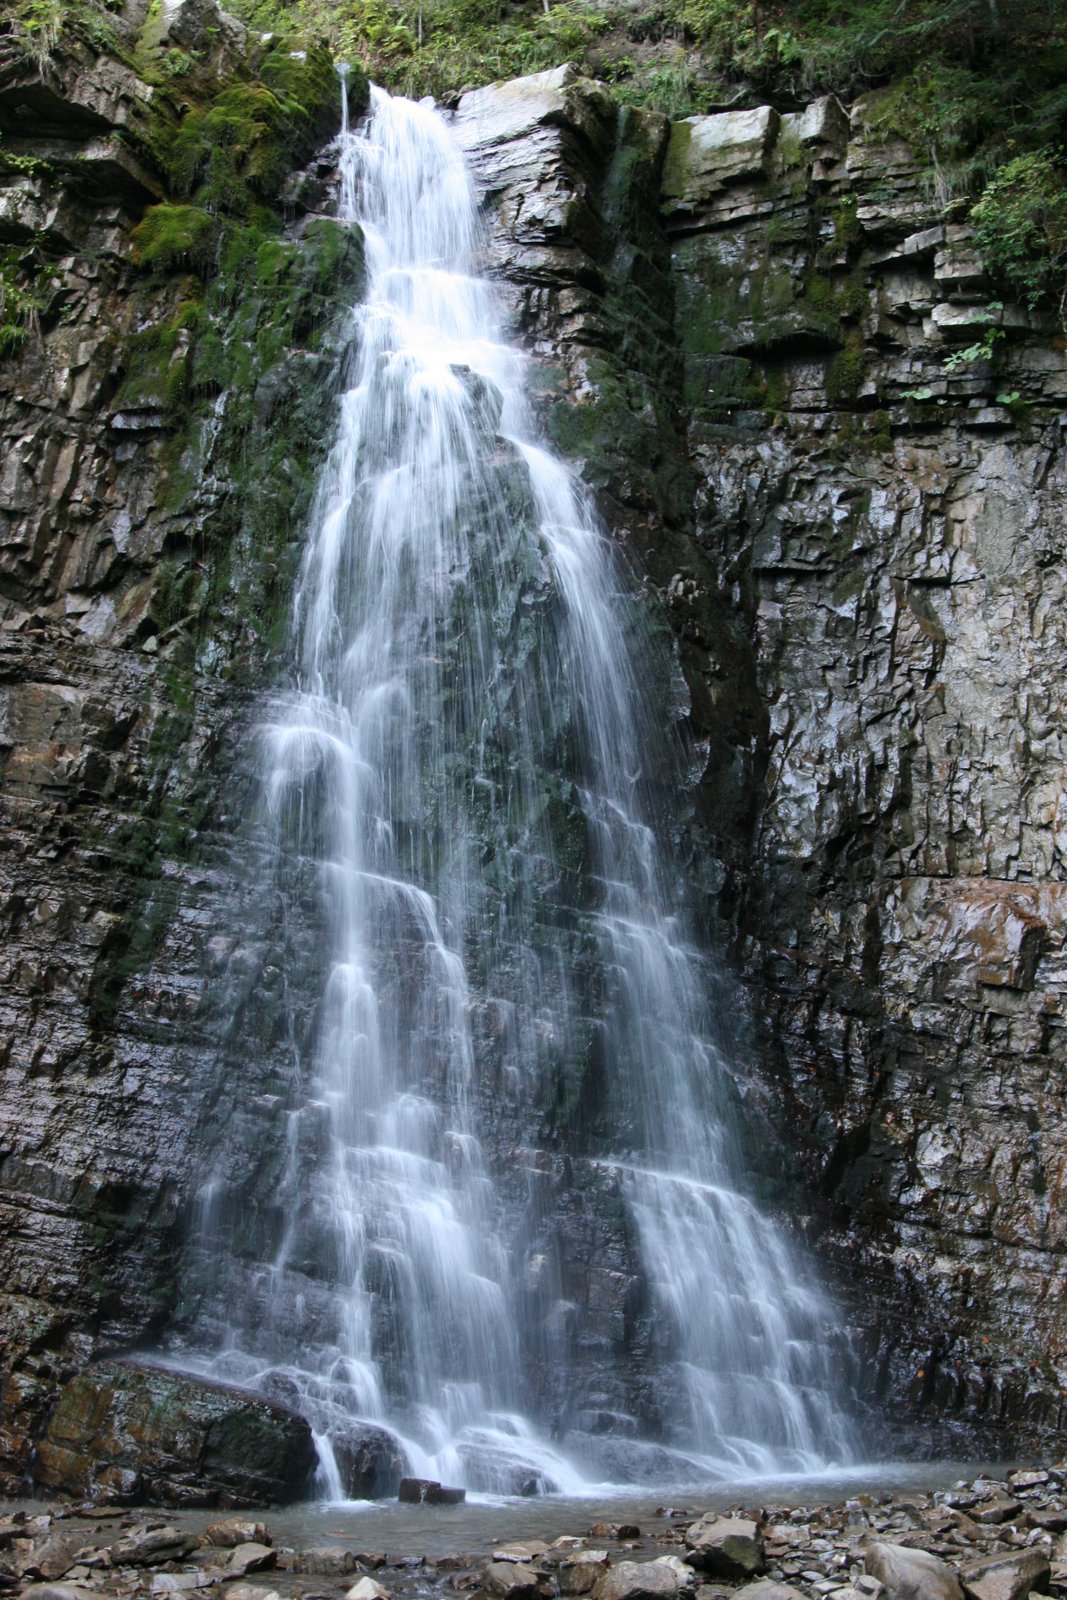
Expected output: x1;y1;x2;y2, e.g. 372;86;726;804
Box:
205;1520;271;1548
960;1549;1051;1600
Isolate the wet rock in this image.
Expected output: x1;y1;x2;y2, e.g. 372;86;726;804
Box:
479;1561;550;1600
685;1518;766;1580
593;1560;684;1600
291;1549;357;1576
494;1545;550;1563
109;1526;200;1565
205;1520;271;1548
974;1501;1024;1526
398;1477;465;1504
734;1583;809;1600
346;1580;390;1600
960;1549;1051;1600
333;1424;405;1499
17;1587;102;1600
225;1543;276;1576
18;1535;86;1581
224;1587;283;1600
559;1553;611;1594
33;1364;317;1506
864;1541;964;1600
151;1575;220;1594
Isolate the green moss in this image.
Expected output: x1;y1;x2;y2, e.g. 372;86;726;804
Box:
826;334;867;406
131;203;217;270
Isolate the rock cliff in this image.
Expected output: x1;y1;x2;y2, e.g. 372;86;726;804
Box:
1;15;1066;1496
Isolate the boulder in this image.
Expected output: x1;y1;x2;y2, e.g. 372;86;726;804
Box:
205;1520;271;1548
110;1527;200;1566
292;1548;357;1576
593;1560;682;1600
960;1550;1051;1600
225;1544;275;1576
864;1542;964;1600
397;1477;465;1504
480;1561;548;1600
346;1581;390;1600
18;1535;85;1581
560;1553;611;1595
685;1517;765;1580
32;1362;317;1506
494;1544;549;1564
333;1424;405;1500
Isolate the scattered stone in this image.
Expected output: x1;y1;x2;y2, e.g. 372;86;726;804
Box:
17;1587;102;1600
291;1548;357;1576
18;1534;87;1581
224;1587;283;1600
593;1561;681;1600
480;1561;549;1600
560;1553;611;1594
975;1502;1024;1527
225;1543;276;1576
205;1521;271;1549
151;1574;220;1593
493;1544;549;1564
864;1540;964;1600
734;1583;808;1600
960;1548;1052;1600
110;1527;200;1566
345;1579;390;1600
685;1518;766;1581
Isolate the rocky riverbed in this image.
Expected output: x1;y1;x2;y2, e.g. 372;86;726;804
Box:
5;1470;1067;1600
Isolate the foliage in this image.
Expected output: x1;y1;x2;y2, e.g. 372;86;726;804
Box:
0;246;47;356
971;148;1067;321
9;0;121;67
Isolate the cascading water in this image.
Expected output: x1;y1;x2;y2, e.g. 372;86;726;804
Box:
173;79;861;1496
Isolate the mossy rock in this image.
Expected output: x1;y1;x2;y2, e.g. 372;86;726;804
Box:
32;1360;317;1506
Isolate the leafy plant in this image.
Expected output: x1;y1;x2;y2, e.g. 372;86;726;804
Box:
971;147;1067;324
0;246;47;356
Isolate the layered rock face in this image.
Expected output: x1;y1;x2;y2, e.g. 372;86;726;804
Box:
1;30;1066;1496
456;67;1067;1447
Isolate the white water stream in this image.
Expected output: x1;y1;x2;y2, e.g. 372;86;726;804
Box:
180;82;860;1496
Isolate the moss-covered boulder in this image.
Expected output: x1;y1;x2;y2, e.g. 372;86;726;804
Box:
32;1361;317;1506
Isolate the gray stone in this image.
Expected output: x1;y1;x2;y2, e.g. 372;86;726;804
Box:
864;1542;964;1600
685;1518;766;1580
593;1562;683;1600
734;1583;809;1600
345;1580;390;1600
960;1549;1051;1600
662;107;780;207
225;1544;275;1576
480;1562;548;1600
204;1520;271;1549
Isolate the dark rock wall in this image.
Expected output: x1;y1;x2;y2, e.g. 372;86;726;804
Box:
2;37;1067;1491
0;20;362;1492
456;69;1067;1450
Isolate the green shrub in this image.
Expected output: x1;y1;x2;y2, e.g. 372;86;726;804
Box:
971;147;1067;323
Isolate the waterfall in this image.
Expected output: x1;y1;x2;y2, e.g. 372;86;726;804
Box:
174;81;860;1496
